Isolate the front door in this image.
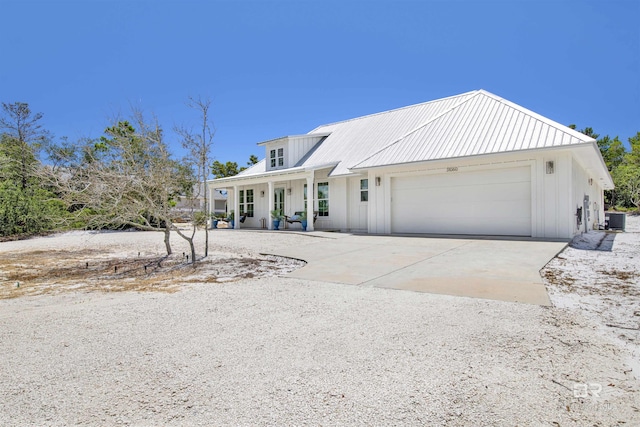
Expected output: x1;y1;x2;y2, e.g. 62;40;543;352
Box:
274;187;285;214
348;178;368;231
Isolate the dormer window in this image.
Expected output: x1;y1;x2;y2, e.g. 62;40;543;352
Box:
270;148;284;168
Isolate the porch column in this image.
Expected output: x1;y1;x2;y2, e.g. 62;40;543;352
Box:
267;181;274;230
233;185;240;229
208;186;214;217
306;172;315;232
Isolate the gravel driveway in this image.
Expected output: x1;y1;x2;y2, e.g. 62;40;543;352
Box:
0;229;638;425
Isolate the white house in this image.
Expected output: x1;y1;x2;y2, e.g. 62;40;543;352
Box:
209;189;228;215
209;90;613;238
175;185;227;216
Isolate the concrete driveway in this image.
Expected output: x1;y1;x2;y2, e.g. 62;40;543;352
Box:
268;233;568;305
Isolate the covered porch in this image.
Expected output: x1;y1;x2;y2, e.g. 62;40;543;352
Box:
210;165;336;232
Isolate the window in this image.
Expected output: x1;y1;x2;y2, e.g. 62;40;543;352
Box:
274;188;285;213
317;182;329;216
246;189;254;217
302;184;307;211
270;148;285;168
239;189;254;217
360;179;368;202
303;183;314;212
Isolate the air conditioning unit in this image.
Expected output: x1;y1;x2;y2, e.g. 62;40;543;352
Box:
605;212;626;231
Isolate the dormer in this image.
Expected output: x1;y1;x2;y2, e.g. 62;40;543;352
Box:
258;133;330;171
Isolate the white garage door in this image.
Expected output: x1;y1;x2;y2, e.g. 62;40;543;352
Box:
391;167;531;236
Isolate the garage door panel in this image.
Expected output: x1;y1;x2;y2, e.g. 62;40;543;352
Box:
394;181;529;201
395;217;530;236
399;168;530;190
391;167;531;236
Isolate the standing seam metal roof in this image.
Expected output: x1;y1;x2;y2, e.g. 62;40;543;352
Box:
347;90;594;170
215;90;598;182
303;91;478;176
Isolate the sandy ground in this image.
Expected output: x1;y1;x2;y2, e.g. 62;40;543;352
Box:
543;214;640;380
1;225;639;426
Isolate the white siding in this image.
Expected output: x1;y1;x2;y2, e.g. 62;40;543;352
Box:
311;170;348;231
287;136;325;167
535;152;572;239
571;157;605;233
366;150;596;239
348;177;368;231
261;135;327;172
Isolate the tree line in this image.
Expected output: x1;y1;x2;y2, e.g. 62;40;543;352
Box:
0;99;219;263
210;155;259;178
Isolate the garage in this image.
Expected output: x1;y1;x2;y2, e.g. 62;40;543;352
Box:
391;166;532;236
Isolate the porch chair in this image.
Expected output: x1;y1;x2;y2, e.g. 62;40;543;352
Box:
285;211;318;228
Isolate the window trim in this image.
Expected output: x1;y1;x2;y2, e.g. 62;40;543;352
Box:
239;189;254;217
274;187;285;213
317;181;329;217
269;147;285;169
246;189;254;217
360;179;368;202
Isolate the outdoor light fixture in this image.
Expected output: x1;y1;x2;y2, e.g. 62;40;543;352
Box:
375;177;381;186
287;188;292;195
588;178;593;185
260;190;265;197
545;161;555;174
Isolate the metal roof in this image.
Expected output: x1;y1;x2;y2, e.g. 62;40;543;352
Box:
212;90;612;187
304;91;478;176
235;158;267;177
351;90;595;169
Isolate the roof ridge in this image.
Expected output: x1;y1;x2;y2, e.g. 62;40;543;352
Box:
308;90;479;133
351;91;481;168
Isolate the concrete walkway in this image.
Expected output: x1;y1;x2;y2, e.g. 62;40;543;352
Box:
268;233;568;305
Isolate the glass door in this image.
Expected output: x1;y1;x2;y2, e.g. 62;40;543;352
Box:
274;187;285;214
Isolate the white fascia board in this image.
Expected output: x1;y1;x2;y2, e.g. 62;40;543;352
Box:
256;136;289;147
256;133;331;147
572;142;615;190
592;141;615;189
208;162;339;188
348;143;599;173
209;166;307;185
305;162;340;173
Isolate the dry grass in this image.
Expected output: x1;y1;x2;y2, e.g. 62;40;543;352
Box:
0;248;293;299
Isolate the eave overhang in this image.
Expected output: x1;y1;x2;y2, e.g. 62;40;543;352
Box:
209;162;340;188
349;143;614;190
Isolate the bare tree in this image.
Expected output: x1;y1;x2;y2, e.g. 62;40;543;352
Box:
44;112;192;256
175;96;215;258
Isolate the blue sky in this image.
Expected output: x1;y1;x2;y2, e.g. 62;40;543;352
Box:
1;0;638;165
